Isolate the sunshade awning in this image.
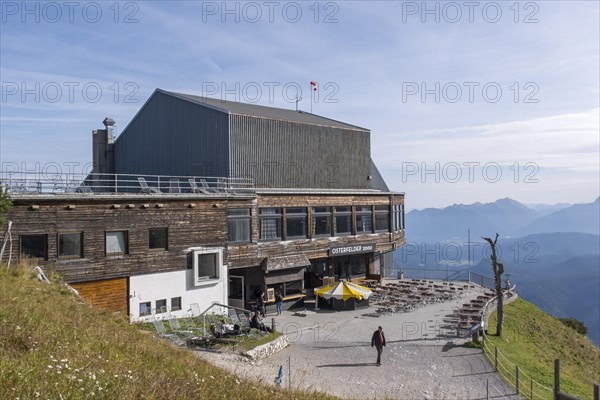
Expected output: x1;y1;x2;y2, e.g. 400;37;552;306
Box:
315;281;373;301
262;254;310;273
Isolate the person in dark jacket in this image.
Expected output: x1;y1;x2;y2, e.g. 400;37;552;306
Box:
371;326;386;365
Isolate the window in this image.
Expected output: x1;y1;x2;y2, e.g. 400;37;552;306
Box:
375;205;390;232
393;205;404;232
285;207;307;239
20;234;48;260
139;302;151;316
267;280;303;297
356;206;373;234
401;204;405;230
106;231;128;256
149;228;168;250
334;206;352;236
196;252;218;280
59;232;83;259
171;297;182;311
260;208;282;241
156;299;167;313
284;280;303;296
227;209;251;243
311;207;332;237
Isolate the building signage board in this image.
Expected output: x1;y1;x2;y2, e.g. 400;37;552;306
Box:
329;243;376;256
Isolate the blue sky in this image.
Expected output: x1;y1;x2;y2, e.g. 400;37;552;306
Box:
1;1;598;209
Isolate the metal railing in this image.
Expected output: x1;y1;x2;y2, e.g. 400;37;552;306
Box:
0;171;255;196
389;265;507;292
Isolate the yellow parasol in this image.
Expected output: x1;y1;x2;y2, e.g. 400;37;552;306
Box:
314;281;373;301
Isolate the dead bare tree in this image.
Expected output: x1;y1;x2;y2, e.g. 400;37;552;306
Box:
483;233;504;336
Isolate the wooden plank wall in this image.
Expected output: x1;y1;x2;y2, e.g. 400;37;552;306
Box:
2;193;405;282
71;277;128;315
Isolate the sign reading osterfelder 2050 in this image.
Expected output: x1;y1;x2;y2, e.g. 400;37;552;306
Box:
329;244;376;256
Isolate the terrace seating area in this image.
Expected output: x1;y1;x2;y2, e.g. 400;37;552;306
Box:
362;279;493;317
142;303;268;351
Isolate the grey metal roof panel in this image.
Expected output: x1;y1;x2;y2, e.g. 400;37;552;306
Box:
370;159;390;192
160;89;369;132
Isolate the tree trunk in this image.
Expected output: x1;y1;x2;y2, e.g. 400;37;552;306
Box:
483;233;504;336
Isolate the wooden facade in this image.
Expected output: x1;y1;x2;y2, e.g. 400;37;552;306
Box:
2;191;404;313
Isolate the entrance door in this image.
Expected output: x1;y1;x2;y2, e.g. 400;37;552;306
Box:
228;276;244;309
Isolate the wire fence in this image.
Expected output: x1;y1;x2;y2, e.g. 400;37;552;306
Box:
482;338;554;400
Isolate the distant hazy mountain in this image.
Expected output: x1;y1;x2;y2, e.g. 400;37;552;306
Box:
394;231;600;346
407;197;599;241
518;197;600;236
406;198;541;241
470;252;600;347
525;203;572;216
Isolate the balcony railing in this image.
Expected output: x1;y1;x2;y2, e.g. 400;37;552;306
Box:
0;171;255;196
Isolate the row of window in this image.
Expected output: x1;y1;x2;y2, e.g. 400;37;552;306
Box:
139;296;181;316
228;205;405;243
19;228;168;261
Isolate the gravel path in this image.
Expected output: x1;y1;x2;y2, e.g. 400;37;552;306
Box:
194;282;520;399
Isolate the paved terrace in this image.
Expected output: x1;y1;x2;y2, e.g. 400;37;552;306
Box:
194;280;519;400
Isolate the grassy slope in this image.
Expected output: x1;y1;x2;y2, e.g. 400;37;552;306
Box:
485;298;600;400
0;265;336;400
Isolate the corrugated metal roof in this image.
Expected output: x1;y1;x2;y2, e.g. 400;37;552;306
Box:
160;89;369;132
370;159;390;191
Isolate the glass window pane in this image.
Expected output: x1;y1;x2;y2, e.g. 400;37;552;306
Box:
197;253;217;279
375;213;389;232
284;280;303;296
312;215;332;236
228;209;251;243
357;206;372;212
21;235;47;260
375;205;388;211
260;208;281;215
228;209;250;216
286;207;306;215
356;214;372;233
335;215;352;235
286;216;307;238
260;218;282;240
312;207;330;214
171;297;182;311
335;206;351;213
149;228;168;250
59;233;82;258
156;299;167;313
106;231;127;255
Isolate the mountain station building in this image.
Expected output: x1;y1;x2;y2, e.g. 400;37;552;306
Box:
1;89;406;320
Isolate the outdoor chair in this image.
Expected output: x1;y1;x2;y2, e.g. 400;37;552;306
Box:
167;317;195;338
76;185;93;194
199;179;216;193
169;178;181;194
188;178;210;194
228;308;241;324
152;319;184;344
138;177;161;194
159;305;171;319
182;315;205;335
188;303;201;317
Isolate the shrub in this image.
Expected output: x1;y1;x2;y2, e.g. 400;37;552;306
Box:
559;317;588;335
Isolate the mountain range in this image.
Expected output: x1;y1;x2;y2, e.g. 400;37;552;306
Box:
396;197;600;346
406;197;600;241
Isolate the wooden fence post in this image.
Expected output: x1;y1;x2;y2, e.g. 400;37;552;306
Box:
495;346;498;371
554;359;560;400
515;365;519;395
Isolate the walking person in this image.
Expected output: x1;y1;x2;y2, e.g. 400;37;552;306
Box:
371;326;386;365
275;289;283;316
